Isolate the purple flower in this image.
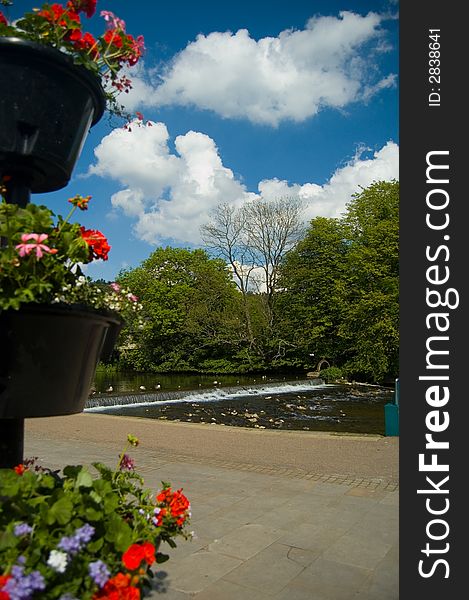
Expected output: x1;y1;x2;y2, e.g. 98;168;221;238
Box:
89;560;111;588
76;523;95;543
119;453;135;471
4;564;45;600
14;523;32;537
58;523;95;555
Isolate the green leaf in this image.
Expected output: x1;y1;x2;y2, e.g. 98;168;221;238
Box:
38;474;56;490
75;468;93;489
156;552;170;564
87;537;104;553
0;529;17;551
104;513;133;552
0;471;20;496
85;507;103;521
49;496;74;525
90;490;102;504
63;465;82;479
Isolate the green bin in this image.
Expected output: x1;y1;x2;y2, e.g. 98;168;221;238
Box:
384;378;399;436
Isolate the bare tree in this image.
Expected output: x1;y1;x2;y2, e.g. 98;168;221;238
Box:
201;196;305;345
201;203;257;347
201;203;255;295
243;196;305;321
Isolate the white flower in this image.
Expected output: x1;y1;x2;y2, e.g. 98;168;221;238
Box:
47;550;68;573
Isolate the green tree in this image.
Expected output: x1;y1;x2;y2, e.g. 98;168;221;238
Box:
339;180;399;381
276;180;399;382
275;216;348;368
116;247;242;372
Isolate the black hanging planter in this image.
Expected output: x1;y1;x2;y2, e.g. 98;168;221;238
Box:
0;37;110;468
0;37;106;194
0;305;121;419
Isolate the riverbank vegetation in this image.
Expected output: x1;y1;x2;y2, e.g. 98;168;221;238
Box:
108;181;398;384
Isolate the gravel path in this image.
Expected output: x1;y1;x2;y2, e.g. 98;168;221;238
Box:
25;412;398;484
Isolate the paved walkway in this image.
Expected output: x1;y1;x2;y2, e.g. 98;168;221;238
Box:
25;414;399;599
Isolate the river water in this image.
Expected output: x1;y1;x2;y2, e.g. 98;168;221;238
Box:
87;372;394;435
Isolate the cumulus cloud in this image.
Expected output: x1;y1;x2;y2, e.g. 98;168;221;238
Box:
259;141;399;221
125;11;396;126
89;122;256;245
89;122;398;245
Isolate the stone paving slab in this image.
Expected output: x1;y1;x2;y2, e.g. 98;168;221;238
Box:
24;414;399;599
222;542;310;595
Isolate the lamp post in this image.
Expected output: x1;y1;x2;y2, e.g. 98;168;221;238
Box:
0;37;105;468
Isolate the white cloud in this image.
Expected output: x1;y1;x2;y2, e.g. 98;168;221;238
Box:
259;141;399;221
89;122;256;245
90;122;398;246
125;11;396;126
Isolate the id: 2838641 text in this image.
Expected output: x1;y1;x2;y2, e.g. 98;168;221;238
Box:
428;29;441;107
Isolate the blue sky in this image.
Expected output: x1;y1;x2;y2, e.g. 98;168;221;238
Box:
9;0;399;281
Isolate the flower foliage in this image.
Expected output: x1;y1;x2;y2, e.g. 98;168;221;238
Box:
0;436;192;599
0;189;141;321
0;1;144;119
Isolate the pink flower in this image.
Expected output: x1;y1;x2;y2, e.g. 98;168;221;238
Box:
110;282;121;292
119;454;135;471
127;35;145;65
15;234;58;259
100;10;126;31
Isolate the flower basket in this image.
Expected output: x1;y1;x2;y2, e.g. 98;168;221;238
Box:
0;304;121;418
0;36;105;193
0;435;193;598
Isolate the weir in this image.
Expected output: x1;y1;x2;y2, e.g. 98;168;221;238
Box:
85;378;326;410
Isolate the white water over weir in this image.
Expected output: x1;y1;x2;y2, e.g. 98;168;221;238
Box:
85;379;326;412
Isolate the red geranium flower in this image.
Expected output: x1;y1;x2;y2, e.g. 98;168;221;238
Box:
156;487;172;503
39;3;80;28
0;575;12;600
64;27;82;42
122;544;145;571
67;0;97;18
73;32;99;58
13;464;26;475
169;489;190;518
103;28;124;49
156;487;190;520
122;542;155;570
92;572;140;600
38;3;65;22
80;227;111;261
141;542;156;566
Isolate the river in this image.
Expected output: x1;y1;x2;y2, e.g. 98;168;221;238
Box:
88;371;394;435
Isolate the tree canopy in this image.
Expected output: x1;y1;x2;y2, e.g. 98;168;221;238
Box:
113;181;399;383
